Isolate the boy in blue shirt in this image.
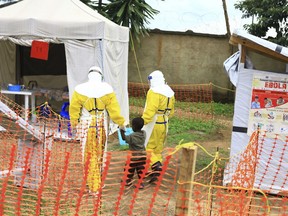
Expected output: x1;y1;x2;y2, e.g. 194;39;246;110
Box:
251;95;260;109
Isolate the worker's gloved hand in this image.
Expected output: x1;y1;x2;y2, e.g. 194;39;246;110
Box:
71;124;80;140
72;128;78;136
68;127;77;139
119;125;126;131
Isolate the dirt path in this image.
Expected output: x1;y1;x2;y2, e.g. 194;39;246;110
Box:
108;114;233;155
201;117;233;153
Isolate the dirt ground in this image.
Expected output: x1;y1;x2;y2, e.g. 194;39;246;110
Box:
200;117;233;155
108;117;233;154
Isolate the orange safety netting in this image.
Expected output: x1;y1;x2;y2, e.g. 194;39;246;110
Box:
128;82;213;103
225;130;288;196
176;131;288;215
0;93;180;215
128;82;214;120
1;84;288;215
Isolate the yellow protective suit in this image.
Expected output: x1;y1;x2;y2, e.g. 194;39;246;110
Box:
142;89;175;165
70;91;125;192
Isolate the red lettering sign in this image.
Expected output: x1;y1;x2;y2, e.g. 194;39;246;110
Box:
265;82;287;90
30;41;49;60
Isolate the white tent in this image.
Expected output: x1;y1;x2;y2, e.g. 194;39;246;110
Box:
0;0;130;127
223;29;288;194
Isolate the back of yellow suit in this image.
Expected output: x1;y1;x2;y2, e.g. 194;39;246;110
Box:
69;66;125;193
142;70;175;183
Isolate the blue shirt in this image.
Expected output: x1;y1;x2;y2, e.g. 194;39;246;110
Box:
251;101;260;109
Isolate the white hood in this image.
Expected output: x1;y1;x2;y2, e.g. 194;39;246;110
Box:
151;84;174;97
148;70;174;97
75;81;113;98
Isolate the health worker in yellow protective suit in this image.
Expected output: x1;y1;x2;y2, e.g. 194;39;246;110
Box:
69;66;126;194
142;70;175;184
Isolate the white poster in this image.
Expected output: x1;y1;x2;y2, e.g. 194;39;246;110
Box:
248;73;288;136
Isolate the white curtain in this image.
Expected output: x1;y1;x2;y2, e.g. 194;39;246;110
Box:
102;40;129;127
0;37;129;132
64;39;101;99
65;39;129;132
0;40;16;86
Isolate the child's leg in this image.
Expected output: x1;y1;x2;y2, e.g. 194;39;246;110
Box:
135;157;146;179
149;161;162;183
135;158;146;189
126;164;136;185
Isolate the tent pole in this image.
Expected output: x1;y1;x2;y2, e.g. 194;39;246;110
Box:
16;45;22;85
15;45;22;105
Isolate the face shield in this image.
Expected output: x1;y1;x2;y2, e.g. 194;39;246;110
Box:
148;70;165;87
88;66;103;82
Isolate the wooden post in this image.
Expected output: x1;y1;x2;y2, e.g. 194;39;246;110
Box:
175;145;198;216
240;45;246;64
222;0;231;39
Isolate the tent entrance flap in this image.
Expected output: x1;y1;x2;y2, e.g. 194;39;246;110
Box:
0;0;130;131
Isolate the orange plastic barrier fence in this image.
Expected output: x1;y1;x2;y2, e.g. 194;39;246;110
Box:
0;93;180;215
0;142;180;215
128;82;214;120
1;89;288;215
175;130;288;215
128;82;213;103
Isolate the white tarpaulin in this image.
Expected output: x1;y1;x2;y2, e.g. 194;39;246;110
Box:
224;30;288;194
223;66;288;194
223;50;254;87
0;0;130;128
233;29;288;58
0;0;128;41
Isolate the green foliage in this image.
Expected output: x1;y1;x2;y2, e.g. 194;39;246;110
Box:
167;117;220;146
212;102;234;118
129;96;146;107
167;116;231;171
79;0;159;45
80;0;108;16
174;101;234;118
125;97;234;171
235;0;288;46
175;101;213;115
104;0;159;44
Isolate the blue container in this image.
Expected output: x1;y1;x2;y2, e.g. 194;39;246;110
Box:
7;84;22;91
118;127;133;145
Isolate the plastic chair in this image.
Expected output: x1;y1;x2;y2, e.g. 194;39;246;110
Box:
39;103;52;118
58;102;72;137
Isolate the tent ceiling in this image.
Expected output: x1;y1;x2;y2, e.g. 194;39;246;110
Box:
0;0;128;41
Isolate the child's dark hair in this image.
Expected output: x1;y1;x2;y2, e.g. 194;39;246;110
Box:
132;117;144;131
